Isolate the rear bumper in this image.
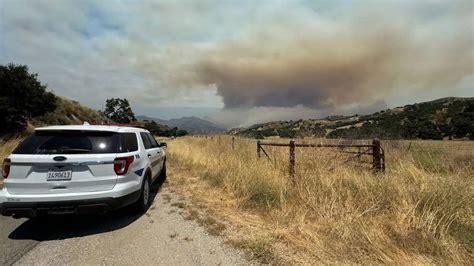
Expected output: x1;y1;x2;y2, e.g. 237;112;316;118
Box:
0;190;140;218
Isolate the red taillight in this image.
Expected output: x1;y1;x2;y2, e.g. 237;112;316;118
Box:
114;156;134;175
2;158;11;178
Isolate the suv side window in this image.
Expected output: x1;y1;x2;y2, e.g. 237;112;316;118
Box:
146;133;158;148
140;132;152;149
119;133;138;152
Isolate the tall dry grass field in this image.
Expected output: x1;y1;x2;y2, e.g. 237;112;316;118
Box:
167;136;473;264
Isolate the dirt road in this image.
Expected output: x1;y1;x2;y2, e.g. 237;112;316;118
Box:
1;182;247;265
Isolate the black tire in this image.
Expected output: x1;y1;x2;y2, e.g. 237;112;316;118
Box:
157;159;167;183
133;174;151;213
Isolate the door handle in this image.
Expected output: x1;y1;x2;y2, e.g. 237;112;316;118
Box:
147;154;151;157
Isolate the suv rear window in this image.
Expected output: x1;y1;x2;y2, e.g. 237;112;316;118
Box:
13;131;137;154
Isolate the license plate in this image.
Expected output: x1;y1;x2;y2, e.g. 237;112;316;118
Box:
47;170;72;181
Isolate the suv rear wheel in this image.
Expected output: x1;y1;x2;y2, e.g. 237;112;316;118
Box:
133;175;151;212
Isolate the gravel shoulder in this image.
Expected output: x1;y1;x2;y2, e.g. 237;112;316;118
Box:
13;182;247;265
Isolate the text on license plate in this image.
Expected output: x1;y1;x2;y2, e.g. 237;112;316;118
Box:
47;170;72;181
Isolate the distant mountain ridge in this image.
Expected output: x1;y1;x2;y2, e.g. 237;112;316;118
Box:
231;97;474;140
136;115;227;134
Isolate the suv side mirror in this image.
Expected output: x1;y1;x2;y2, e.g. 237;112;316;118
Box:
158;142;167;148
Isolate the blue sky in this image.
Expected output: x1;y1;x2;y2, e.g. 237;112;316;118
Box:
0;0;472;127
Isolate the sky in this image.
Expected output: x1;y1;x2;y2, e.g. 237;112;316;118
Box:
0;0;473;128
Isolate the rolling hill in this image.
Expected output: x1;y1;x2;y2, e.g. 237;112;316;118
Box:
30;97;109;127
137;116;227;134
6;97;110;137
232;97;474;140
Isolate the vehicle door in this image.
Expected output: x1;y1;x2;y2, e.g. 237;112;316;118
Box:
154;137;166;168
144;133;164;177
140;132;160;177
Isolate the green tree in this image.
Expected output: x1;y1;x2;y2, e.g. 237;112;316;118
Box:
143;121;188;137
176;129;188;137
450;102;474;139
278;128;296;138
103;98;136;123
0;63;57;135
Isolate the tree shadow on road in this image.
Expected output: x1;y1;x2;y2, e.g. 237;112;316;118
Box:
8;180;166;241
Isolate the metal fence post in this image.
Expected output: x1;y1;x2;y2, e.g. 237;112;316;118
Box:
289;140;295;178
372;138;382;173
257;140;261;159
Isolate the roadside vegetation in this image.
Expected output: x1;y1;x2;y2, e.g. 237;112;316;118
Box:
31;97;109;129
167;136;473;264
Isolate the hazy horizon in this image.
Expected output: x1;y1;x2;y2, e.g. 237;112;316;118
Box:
1;0;472;128
133;95;474;129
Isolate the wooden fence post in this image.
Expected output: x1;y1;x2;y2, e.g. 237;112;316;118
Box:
289;140;296;178
372;138;382;173
232;137;235;150
257;140;261;159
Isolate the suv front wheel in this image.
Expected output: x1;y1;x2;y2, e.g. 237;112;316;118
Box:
157;158;167;183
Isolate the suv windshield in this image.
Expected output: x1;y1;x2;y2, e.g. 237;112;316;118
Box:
13;131;137;154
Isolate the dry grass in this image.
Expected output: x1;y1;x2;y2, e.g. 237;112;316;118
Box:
1;97;110;139
31;97;109;127
167;136;473;264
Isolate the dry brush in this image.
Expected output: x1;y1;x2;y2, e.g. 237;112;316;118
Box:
167;136;473;264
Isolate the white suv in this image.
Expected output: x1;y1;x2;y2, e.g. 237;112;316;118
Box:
0;124;166;218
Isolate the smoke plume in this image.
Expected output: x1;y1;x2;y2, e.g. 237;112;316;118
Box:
183;4;473;110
